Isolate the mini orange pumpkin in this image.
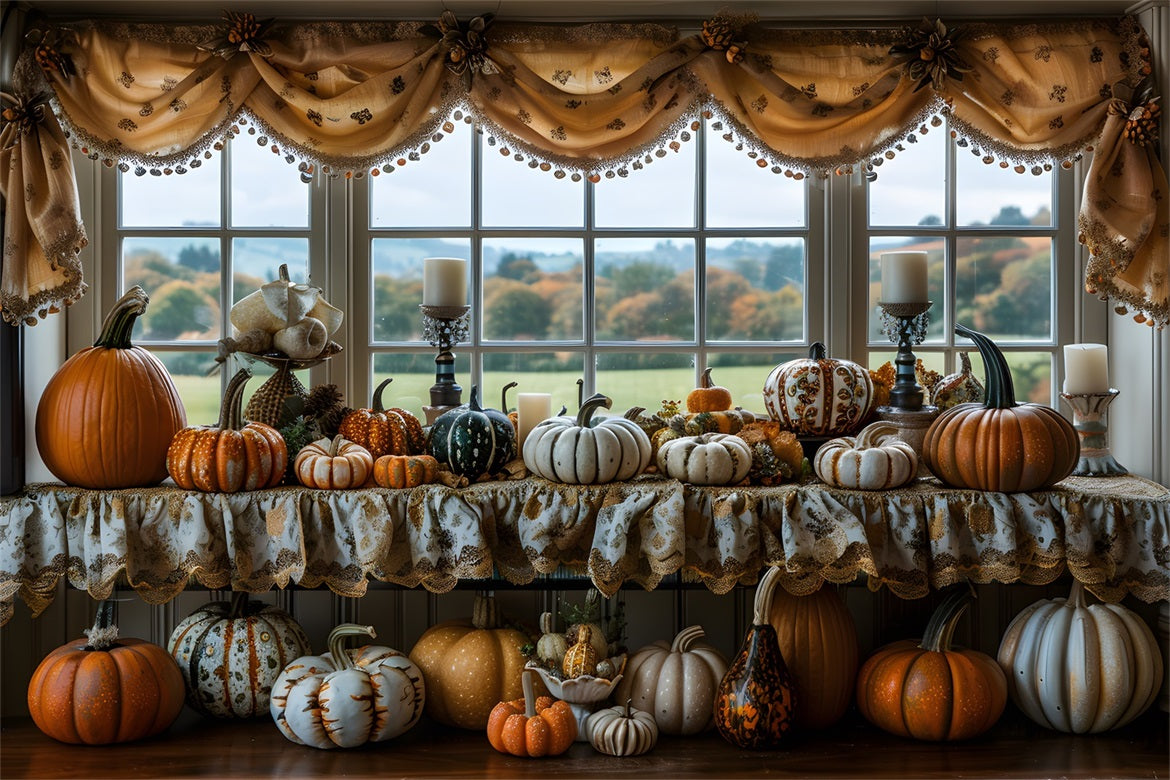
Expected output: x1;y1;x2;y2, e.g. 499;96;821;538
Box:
686;367;733;413
295;435;374;489
373;454;440;489
486;668;576;757
338;377;425;458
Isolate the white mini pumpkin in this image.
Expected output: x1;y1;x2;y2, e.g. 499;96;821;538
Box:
656;433;752;485
523;393;651;484
813;421;917;490
586;698;658;757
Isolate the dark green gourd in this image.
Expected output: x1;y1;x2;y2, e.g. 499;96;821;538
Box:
426;385;516;479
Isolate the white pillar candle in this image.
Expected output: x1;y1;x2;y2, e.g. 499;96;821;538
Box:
880;251;929;304
1063;343;1109;394
516;392;552;450
422;257;467;307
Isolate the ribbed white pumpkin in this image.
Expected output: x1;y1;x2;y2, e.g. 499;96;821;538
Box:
523;393;651;484
586;699;658;757
294;435;374;489
271;624;425;749
168;593;311;718
656;433;752;485
813;421;918;490
997;581;1164;733
612;625;728;735
762;342;874;436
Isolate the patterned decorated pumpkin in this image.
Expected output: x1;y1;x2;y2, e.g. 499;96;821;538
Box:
338;377;425;458
523;393;652;484
656;433;752;485
168;592;311;718
427;385;516;480
763;343;874;436
714;567;798;748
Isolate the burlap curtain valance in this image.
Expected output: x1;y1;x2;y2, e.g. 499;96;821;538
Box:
0;13;1165;328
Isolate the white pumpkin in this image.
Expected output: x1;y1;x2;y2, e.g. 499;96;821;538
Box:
656;433;752;485
612;625;728;735
586;698;658;757
536;611;568;667
523;393;652;484
271;624;425;749
997;581;1163;734
813;421;918;490
762;342;874;436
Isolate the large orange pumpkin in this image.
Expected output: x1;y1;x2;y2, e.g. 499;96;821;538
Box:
338;377;425;458
408;593;539;729
27;600;186;744
766;581;859;729
922;324;1078;492
35;286;187;488
167;368;288;492
856;587;1007;741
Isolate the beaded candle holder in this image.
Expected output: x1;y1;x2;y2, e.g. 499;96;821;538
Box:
420;304;470;423
878;301;933;410
1059;389;1127;477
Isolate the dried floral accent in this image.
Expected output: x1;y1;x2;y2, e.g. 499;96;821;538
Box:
888;17;972;92
199;11;275;59
0;93;51;134
421;11;497;90
1112;79;1162;148
735;422;804;486
701;14;753;65
869;362;895;408
26;26;77;80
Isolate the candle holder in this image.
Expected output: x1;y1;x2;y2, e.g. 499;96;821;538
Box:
420;304;470;424
878;301;933;410
1059;389;1127;477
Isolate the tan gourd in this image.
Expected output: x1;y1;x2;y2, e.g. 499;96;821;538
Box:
562;625;599;678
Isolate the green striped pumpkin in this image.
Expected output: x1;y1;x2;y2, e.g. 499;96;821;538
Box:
426;385;516;480
168;593;310;719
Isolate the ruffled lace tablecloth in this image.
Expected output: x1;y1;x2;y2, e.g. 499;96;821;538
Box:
1;474;1166;625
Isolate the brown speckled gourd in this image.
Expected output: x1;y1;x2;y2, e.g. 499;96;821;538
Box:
562;625;599;678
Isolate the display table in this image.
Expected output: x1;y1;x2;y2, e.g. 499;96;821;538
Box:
1;474;1167;625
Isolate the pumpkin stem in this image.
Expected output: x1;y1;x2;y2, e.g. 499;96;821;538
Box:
227;590;251;619
219;368;253;429
83;600;119;650
956;323;1015;409
808;342;827;361
752;567;783;625
958;351;972;374
623;406;646;421
521;667;538;718
94;286;150;350
468;385;483;413
623;698;633;720
277;263;291;284
501;381;518;413
1068;579;1087;608
670;625;706;653
326;623;376;672
472;592;500;630
539;611;555;635
577;378;585;409
700;367;715;389
855;422;899;449
921;586;974;653
371;377;393;412
577;393;613;427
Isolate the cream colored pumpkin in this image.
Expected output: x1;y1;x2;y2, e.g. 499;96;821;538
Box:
523;393;651;484
294;435;374;489
813;421;917;490
586;699;658;757
612;625;728;735
535;612;567;667
656;433;752;486
997;581;1163;734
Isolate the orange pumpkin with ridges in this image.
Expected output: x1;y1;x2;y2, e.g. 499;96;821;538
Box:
486;668;576;757
338;377;424;457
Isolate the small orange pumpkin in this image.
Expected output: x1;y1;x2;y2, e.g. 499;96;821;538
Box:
486;668;576;757
373;454;440;489
338;377;425;458
294;435;374;489
167;368;287;492
686;367;733;413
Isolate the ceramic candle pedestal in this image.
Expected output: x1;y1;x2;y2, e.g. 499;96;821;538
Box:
1059;389;1127;477
876;405;939;478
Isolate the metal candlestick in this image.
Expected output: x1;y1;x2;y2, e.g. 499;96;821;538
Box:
878;301;933;410
420;304;470;423
1059;389;1127;476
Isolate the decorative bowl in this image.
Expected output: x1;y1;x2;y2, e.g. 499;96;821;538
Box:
526;657;626;741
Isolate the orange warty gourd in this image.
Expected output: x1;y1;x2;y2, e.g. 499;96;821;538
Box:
167;368;288;492
856;588;1007;741
922;324;1078;492
686;367;733;413
36;286;187;488
338;377;425;458
486;668;576;757
27;600;185;744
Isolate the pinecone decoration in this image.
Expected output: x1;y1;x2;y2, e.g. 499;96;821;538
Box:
1125;101;1161;147
304;383;349;436
702;17;736;49
245;366;308;429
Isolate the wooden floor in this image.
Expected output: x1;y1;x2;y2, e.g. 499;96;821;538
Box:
2;707;1167;779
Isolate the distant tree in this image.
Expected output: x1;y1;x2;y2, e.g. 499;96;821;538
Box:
762;245;803;291
177;243;219;273
144;280;217;340
496;253;540;282
373;275;421;341
918;214;943;226
485;282;551;339
989;205;1030;225
604;261;674;294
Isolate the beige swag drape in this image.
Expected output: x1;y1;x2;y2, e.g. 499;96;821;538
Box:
1;13;1165;327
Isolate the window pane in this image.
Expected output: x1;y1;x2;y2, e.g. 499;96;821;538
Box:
596;352;693;413
868;124;945;228
595;238;695;342
706;352;802;414
373;352;470;422
372;238;471;343
232;237;309;305
483;238;583;341
706;238;804;342
867;238;946;345
482;140;584;228
370;121;472;228
230;138;310;227
155;351;218;425
483;353;586;419
123;237;221;341
706;124;805;228
965;350;1053;405
955;237;1052;341
120;156;221;228
956;151;1052;227
594;143;696;228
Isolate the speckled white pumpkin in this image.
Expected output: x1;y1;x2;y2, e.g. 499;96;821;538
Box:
813;421;918;490
656;433;752;485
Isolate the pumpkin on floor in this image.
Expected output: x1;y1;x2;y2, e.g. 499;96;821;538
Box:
337;377;425;458
762;343;874;437
997;581;1163;733
37;286;187;489
28;600;185;745
613;625;728;735
523;393;651;484
168;592;311;718
271;624;425;748
856;587;1007;741
427;385;516;480
408;592;538;729
486;668;576;757
715;567;798;748
586;698;658;757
